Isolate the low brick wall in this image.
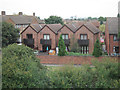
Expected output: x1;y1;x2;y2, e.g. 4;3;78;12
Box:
37;55;118;65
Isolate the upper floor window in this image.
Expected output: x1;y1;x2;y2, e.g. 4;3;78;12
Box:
62;34;68;39
44;34;50;40
113;35;118;41
15;24;21;28
80;34;87;40
27;34;33;39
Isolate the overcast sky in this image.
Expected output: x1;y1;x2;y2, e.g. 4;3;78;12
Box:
0;0;120;19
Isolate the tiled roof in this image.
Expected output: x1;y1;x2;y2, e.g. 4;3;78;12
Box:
46;24;62;34
107;17;118;34
31;24;46;32
84;22;100;34
1;15;44;24
66;22;100;33
66;22;84;32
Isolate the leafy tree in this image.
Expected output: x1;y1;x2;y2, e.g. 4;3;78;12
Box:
70;35;80;53
45;16;64;25
2;44;48;88
98;16;106;25
99;24;105;32
58;35;66;56
88;17;92;20
92;39;102;57
2;22;20;47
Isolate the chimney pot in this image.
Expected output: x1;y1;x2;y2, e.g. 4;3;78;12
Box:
33;13;35;16
19;12;23;15
1;11;6;15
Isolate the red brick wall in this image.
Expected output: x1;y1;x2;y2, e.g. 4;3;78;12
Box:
21;26;38;48
37;55;118;65
74;26;95;54
57;25;74;45
38;26;56;51
109;35;119;54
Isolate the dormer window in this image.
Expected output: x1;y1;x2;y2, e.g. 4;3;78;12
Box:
80;34;87;40
62;34;68;39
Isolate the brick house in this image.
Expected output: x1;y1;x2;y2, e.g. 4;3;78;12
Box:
57;24;74;50
38;24;62;52
21;22;100;54
1;11;44;43
105;17;120;55
21;24;45;49
74;22;100;54
1;11;44;32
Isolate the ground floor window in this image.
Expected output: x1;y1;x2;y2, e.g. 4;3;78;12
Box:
80;46;89;54
113;46;119;53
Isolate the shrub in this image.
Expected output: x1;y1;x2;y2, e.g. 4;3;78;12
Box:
2;22;20;47
66;52;92;56
2;44;48;88
92;39;102;57
58;35;66;56
47;58;119;88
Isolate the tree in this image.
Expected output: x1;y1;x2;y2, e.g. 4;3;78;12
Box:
2;44;48;88
92;39;102;57
58;35;66;56
99;24;105;32
2;22;20;47
117;13;120;17
45;16;64;25
70;35;80;53
98;16;106;25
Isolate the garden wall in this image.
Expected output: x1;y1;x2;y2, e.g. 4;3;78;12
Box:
37;55;119;65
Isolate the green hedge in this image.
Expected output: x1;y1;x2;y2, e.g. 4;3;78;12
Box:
66;52;92;56
2;44;119;88
47;58;119;88
2;44;48;88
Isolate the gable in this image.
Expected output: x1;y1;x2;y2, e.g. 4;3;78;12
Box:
39;25;56;35
21;25;37;34
76;25;94;35
58;25;74;33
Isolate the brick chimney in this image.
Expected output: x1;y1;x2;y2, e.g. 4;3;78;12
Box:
1;11;6;15
19;12;23;15
33;12;35;16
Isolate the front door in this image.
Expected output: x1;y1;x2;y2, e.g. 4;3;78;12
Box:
115;46;119;53
42;45;51;52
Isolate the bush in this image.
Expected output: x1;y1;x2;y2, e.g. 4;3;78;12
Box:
47;58;119;88
2;44;48;88
58;35;66;56
66;52;92;56
93;39;102;57
2;22;20;47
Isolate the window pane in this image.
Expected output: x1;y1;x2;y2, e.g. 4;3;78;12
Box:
47;35;50;40
66;35;68;39
84;35;87;40
62;35;64;39
81;35;83;40
27;34;32;39
44;35;46;39
113;35;117;41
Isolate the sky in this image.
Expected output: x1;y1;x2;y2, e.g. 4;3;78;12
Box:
0;0;120;19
